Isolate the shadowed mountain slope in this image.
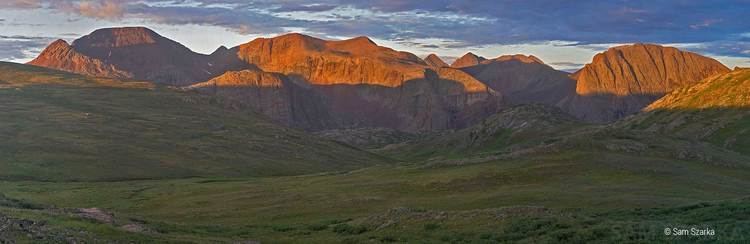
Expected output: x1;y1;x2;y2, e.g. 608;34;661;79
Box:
29;27;250;86
0;62;384;181
188;69;332;130
385;104;583;161
460;54;576;106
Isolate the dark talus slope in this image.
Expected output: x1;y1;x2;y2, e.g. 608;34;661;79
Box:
0;62;383;181
385;104;583;161
29;27;249;86
460;54;576;106
561;43;730;122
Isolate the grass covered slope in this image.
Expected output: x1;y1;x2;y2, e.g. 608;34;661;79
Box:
622;68;750;156
0;62;384;181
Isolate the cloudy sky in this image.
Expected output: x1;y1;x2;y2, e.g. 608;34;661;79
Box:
1;0;749;71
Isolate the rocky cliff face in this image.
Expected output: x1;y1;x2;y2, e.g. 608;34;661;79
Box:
562;44;730;122
451;52;486;68
574;43;729;96
424;54;449;68
189;70;331;129
27;40;131;78
236;33;428;87
313;68;501;131
29;27;250;85
231;34;502;131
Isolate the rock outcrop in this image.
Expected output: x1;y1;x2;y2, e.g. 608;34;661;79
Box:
424;54;449;68
574;43;729;96
231;33;502;131
236;33;427;87
313;68;502;131
562;43;730;122
27;40;131;78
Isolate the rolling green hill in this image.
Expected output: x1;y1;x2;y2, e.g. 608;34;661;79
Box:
620;68;750;156
0;62;384;181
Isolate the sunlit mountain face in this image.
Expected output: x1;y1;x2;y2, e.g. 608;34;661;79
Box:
1;1;750;243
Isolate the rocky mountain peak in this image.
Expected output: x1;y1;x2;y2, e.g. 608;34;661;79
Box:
573;43;730;96
27;38;131;79
451;52;486;68
424;54;449;68
47;39;71;48
71;27;162;48
343;36;377;46
491;54;544;64
210;46;230;56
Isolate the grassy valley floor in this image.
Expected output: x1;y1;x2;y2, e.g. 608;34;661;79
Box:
1;151;749;243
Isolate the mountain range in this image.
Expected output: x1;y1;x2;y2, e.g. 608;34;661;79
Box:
28;27;733;132
5;26;750;243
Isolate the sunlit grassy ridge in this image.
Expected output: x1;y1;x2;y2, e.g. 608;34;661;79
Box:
620;69;750;158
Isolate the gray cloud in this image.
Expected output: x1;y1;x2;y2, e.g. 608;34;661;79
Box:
271;4;338;13
681;41;750;58
2;0;750;58
549;62;586;67
0;35;54;61
51;0;127;20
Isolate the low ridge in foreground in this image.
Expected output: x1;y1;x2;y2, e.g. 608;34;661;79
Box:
0;62;384;181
